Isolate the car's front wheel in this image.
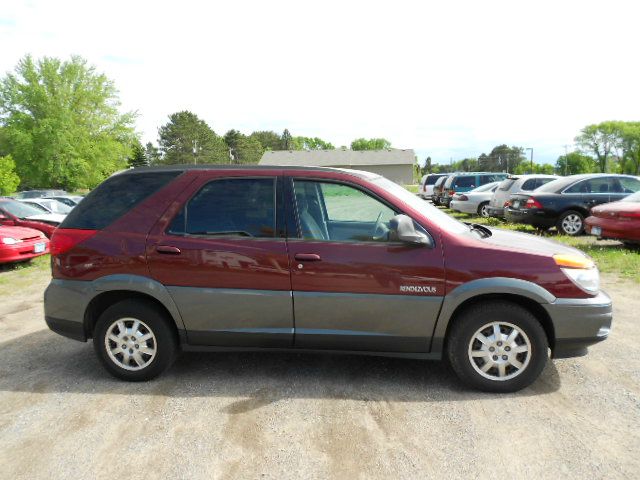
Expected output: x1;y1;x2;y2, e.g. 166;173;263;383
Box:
447;301;548;392
93;299;178;381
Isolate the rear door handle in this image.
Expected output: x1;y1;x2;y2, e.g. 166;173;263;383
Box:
294;253;321;261
156;245;181;255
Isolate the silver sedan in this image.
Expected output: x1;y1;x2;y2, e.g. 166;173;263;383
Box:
449;182;500;217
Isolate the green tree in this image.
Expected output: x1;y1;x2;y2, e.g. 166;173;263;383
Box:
0;55;136;190
575;121;621;173
233;135;264;164
555;152;596;175
281;129;292;150
350;138;392;150
127;141;148;168
249;130;283;151
514;162;555;175
158;111;228;165
290;136;334;150
618;122;640;175
144;142;161;165
0;155;20;195
421;156;432;175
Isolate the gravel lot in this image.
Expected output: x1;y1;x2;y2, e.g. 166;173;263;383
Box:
0;264;639;479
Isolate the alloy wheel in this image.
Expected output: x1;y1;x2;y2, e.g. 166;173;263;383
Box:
105;317;157;371
561;214;582;235
467;321;532;381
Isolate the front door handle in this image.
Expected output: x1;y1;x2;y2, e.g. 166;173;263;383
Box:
156;245;181;255
294;253;321;261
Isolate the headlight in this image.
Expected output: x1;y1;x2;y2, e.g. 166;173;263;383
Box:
2;237;21;245
554;254;600;294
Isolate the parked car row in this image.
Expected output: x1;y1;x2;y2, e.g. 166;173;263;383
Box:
429;172;640;243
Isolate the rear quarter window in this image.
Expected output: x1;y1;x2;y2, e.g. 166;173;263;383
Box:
61;171;182;230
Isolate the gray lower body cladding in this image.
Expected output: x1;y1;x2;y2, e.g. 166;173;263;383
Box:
44;277;612;360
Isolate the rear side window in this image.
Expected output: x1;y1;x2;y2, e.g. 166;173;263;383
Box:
454;176;476;188
426;175;442;185
521;179;538;191
169;178;276;238
620;177;640;193
61;171;181;230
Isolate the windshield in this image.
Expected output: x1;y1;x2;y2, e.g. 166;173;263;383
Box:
498;178;516;191
371;177;468;234
471;182;498;192
1;199;47;218
42;200;72;214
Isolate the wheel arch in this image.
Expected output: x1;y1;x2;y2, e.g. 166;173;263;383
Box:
82;274;186;340
430;278;557;354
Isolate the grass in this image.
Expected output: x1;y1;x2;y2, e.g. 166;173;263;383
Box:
443;206;640;283
404;184;419;193
0;254;51;294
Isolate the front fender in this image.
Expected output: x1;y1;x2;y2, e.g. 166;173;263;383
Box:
429;277;556;354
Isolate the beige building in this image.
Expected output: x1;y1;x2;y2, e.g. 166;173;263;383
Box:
259;148;416;184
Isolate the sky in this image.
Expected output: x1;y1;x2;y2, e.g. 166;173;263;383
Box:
1;0;639;165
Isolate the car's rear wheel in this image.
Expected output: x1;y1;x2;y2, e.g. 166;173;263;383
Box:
477;202;490;217
557;210;584;236
447;301;548;392
93;299;177;381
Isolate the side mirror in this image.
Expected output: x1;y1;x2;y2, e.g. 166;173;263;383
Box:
389;214;432;246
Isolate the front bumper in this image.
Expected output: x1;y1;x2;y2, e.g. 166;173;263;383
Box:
585;216;640;243
543;290;612;358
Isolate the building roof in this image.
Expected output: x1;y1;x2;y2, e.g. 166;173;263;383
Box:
259;148;416;167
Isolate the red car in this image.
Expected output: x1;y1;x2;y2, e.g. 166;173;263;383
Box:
0;225;49;264
0;198;65;238
44;166;612;392
585;191;640;245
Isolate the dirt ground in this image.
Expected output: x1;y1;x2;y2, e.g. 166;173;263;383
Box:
0;264;639;480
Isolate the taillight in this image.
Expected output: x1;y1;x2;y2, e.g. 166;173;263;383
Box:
526;197;544;209
448;189;455;196
503;201;511;207
458;194;469;201
50;228;97;256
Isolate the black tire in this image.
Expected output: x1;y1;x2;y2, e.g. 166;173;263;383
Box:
447;301;548;393
93;299;178;381
477;202;490;218
556;210;585;236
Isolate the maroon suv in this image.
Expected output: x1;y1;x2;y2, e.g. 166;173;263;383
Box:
44;166;612;392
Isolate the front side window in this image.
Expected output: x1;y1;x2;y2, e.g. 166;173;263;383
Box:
169;178;276;238
293;180;396;242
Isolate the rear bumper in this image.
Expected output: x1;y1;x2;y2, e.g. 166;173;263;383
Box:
505;208;556;227
45;315;86;341
486;206;505;218
44;279;93;342
449;200;477;214
543;291;612;358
